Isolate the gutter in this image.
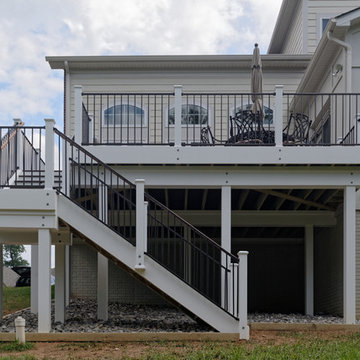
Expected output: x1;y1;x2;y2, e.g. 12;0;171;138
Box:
327;30;352;93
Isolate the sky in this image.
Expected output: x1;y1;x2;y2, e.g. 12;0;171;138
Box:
1;0;283;265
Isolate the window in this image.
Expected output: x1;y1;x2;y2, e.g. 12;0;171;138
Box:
168;104;208;125
103;104;145;126
322;18;330;32
235;105;273;125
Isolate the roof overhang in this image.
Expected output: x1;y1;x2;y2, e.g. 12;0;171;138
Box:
267;0;301;54
46;54;311;72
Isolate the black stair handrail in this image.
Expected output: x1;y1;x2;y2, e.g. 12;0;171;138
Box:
54;128;237;260
45;128;241;318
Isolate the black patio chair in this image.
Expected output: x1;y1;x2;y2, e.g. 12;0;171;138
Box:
227;110;267;144
283;113;312;145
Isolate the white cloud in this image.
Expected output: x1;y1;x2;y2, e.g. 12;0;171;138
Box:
0;0;282;127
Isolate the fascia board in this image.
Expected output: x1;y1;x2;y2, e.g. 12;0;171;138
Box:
267;0;299;54
296;20;340;93
46;54;311;71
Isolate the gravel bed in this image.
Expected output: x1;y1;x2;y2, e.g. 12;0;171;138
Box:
1;299;347;333
0;299;212;333
248;313;343;324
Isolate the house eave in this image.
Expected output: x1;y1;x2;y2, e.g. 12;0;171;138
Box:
46;54;311;72
267;0;300;54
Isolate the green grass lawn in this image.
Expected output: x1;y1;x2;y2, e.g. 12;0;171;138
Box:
122;333;360;360
2;287;30;316
2;286;55;316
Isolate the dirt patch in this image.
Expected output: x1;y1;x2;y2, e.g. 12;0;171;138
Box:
1;330;358;359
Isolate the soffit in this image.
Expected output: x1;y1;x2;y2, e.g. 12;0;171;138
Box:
46;54;311;72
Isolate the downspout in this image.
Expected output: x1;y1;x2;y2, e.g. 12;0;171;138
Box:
64;61;70;135
327;30;352;92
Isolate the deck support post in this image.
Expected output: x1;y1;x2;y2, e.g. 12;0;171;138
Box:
238;251;249;340
274;85;283;147
38;229;51;333
0;244;3;320
55;244;66;323
305;224;314;316
74;85;83;144
97;253;108;321
31;244;38;314
65;245;70;306
97;184;108;321
135;179;146;270
344;185;356;324
44;119;55;190
221;185;231;309
174;85;182;147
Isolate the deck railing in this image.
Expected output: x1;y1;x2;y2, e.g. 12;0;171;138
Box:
52;125;241;318
77;86;360;147
0;125;45;187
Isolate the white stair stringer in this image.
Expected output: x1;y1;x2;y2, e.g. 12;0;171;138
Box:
57;194;239;333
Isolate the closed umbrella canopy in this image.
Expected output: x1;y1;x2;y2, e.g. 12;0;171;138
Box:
251;43;264;118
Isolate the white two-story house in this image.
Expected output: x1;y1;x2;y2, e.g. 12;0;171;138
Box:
1;0;360;338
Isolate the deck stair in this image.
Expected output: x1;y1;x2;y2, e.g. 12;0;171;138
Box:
0;124;248;337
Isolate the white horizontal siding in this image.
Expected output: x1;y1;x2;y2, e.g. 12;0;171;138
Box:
307;0;359;53
67;70;304;138
283;3;303;54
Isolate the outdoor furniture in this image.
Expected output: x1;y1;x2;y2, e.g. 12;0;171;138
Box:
197;111;313;146
283;113;312;145
227;110;271;144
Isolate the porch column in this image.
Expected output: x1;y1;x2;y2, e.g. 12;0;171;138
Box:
31;244;38;314
55;244;65;323
0;244;3;320
305;225;314;316
38;229;51;333
221;185;231;309
344;186;356;324
97;184;108;321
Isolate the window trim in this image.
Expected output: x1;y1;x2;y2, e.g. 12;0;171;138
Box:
101;102;147;128
317;13;335;41
165;102;211;127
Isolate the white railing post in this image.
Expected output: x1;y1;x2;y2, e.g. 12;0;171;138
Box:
356;114;360;144
74;85;83;144
135;179;145;270
144;201;148;253
228;263;238;315
238;251;249;340
44;119;55;190
13;119;23;171
274;85;284;147
174;85;183;147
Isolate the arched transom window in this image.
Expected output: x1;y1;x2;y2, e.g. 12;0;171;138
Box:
168;104;208;125
104;104;145;126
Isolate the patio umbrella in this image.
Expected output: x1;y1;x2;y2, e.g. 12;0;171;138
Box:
251;43;264;119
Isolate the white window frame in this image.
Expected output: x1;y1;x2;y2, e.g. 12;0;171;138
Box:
165;102;211;127
317;13;336;41
164;101;212;143
101;101;148;128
